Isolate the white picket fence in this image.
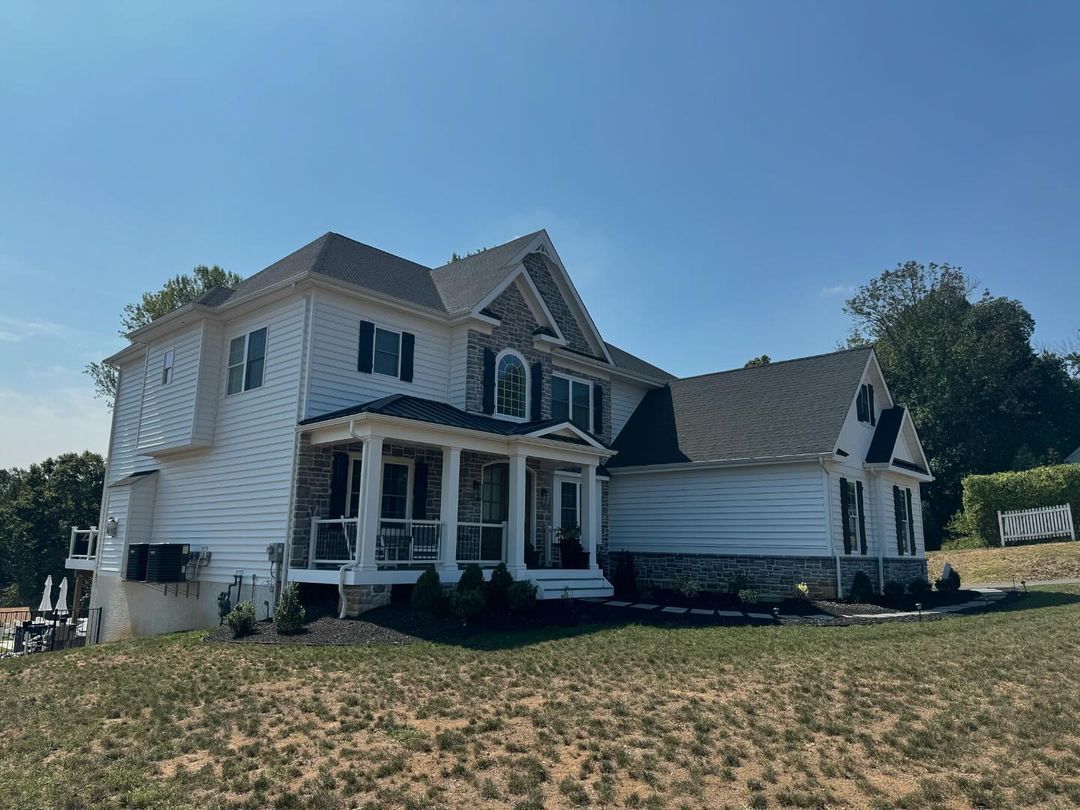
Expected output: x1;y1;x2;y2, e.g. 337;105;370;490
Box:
997;503;1076;547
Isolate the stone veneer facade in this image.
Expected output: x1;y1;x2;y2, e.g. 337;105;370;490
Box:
613;552;928;601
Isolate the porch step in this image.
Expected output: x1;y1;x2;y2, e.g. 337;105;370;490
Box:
529;572;614;600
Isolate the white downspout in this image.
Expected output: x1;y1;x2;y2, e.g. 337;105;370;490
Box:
875;473;886;592
337;420;362;618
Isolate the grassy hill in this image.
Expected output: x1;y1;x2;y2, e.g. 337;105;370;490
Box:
929;540;1080;585
2;587;1080;808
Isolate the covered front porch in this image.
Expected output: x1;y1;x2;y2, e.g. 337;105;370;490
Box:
287;400;613;603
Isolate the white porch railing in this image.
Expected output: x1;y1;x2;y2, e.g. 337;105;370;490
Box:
456;522;507;565
68;527;99;561
307;517;444;568
998;503;1076;546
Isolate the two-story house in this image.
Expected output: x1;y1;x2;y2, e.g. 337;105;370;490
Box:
67;229;931;641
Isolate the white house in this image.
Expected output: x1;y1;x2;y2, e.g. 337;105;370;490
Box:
68;230;931;641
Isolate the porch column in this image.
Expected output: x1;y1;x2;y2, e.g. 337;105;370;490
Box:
506;451;528;576
439;446;461;576
356;435;384;572
581;462;600;570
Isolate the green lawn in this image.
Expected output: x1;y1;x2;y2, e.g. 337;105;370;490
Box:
928;540;1080;585
2;590;1080;809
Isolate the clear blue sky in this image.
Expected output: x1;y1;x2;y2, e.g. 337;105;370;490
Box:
2;1;1078;467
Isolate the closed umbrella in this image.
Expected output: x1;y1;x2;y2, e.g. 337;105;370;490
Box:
37;575;54;614
55;577;69;616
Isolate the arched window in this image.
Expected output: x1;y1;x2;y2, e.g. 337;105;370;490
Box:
496;350;528;419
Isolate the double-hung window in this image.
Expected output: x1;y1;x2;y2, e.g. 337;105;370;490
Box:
227;327;267;395
161;349;174;385
552;374;591;431
373;328;401;377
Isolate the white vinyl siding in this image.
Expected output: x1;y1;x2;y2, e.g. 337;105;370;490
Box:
447;325;469;409
136;324;203;453
610;378;650;439
878;472;926;558
305;290;451;419
609;463;828;556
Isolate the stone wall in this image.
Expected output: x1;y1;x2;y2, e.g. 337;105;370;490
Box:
341;584;390;616
616;551;928;601
522;252;591;355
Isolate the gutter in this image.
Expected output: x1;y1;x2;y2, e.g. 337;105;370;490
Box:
610;452;832;476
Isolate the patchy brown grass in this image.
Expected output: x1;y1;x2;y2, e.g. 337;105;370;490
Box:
929;540;1080;585
1;587;1080;809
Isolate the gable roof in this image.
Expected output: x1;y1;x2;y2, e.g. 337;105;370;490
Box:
604;342;676;381
429;232;543;314
1066;446;1080;464
609;347;874;467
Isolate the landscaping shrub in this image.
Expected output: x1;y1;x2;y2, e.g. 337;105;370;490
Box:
457;563;485;593
450;588;486;621
610;551;638;598
848;571;876;603
273;583;306;635
728;571;750;595
216;591;232;625
226;601;257;638
936;568;961;593
507;580;538;614
737;588;760;605
486;563;514;612
907;576;931;596
960;464;1080;547
411;567;443;614
675;577;701;599
793;582;810;600
883;580;906;603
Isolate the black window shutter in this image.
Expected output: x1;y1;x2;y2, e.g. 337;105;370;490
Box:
906;488;916;554
868;384;876;425
357;321;374;373
329;452;350;518
530;362;543;421
482;348;496;414
839;478;851;554
399;332;415;382
894;486;905;554
856;385;868;422
856;480;867;555
592;383;604;435
412;461;428;520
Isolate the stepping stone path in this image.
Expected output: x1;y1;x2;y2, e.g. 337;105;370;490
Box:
590;587;1009;624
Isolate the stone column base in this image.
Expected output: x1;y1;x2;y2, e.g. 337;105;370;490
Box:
341;584;391;617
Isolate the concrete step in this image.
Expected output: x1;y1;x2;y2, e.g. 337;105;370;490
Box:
531;574;614;600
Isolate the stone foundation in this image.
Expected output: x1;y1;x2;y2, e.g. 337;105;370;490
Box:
341;584;391;616
612;551;929;600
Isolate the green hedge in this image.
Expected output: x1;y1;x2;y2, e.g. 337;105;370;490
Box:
961;464;1080;547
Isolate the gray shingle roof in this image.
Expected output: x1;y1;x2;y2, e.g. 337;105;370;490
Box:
604;342;676;381
430;232;543;314
1067;446;1080;464
609;347;873;467
866;406;904;463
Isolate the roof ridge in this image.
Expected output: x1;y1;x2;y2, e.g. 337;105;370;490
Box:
430;230;545;272
322;231;434;271
674;345;874;384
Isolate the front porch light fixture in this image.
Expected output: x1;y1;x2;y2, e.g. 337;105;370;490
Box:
105;517;119;538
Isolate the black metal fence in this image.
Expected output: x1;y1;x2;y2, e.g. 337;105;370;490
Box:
0;607;102;656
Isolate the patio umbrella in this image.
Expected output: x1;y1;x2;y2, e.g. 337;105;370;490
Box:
55;577;69;616
37;575;54;613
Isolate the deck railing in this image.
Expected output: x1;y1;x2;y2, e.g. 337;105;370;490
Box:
456;522;507;565
68;527;99;561
998;503;1075;546
309;517;359;566
307;517;444;568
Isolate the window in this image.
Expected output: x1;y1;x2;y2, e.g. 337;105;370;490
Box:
161;349;174;385
373;327;401;377
856;383;876;425
552;374;591;430
559;480;579;531
496;351;527;419
227;327;267;395
896;487;909;554
380;462;410;520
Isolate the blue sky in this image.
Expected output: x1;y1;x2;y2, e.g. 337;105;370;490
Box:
1;1;1078;466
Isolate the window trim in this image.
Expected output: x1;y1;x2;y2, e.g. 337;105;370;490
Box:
343;453;415;520
896;485;910;555
494;349;530;422
371;326;402;378
161;348;175;385
225;325;269;396
551;372;593;432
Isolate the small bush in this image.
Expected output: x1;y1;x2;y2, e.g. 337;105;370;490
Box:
907;576;932;596
487;563;514;612
675;577;701;600
935;568;961;593
411;567;443;614
273;583;306;635
457;563;485;593
610;551;638;598
848;571;876;603
883;580;906;603
960;464;1080;547
737;588;760;605
216;591;232;624
728;572;750;595
793;582;810;600
507;580;538;614
226;601;257;638
450;588;486;621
